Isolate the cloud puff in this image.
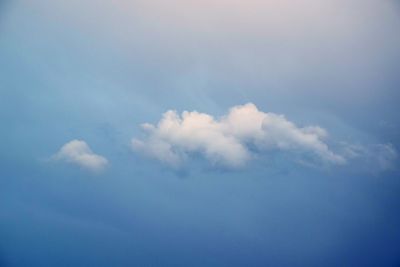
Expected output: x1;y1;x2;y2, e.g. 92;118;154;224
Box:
53;140;108;172
132;103;345;168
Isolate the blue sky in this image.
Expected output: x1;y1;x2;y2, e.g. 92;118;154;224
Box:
1;0;400;266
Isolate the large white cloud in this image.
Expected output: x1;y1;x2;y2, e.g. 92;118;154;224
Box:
53;140;109;172
132;103;346;168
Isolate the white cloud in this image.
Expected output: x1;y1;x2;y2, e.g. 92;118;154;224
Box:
132;103;346;168
53;140;109;172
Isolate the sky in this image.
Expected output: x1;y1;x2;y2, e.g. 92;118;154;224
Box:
1;0;400;266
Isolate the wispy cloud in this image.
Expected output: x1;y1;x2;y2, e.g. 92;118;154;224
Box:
53;140;108;172
341;143;398;173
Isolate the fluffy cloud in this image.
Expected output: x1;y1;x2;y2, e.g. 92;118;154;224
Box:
53;140;108;172
132;103;346;168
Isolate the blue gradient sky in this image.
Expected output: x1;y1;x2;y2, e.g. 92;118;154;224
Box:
1;1;400;266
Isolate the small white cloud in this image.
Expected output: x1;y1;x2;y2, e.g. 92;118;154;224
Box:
53;140;109;172
132;103;345;168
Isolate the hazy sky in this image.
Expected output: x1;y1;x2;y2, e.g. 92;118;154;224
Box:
1;1;400;266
